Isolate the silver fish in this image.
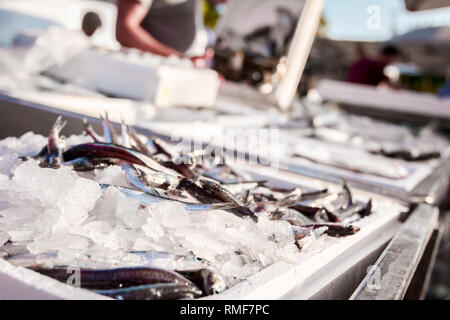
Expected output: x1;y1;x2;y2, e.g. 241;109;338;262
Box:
222;181;267;195
122;163;165;197
121;119;132;148
63;142;179;176
100;112;119;145
127;125;156;156
6;252;58;268
83;117;102;143
273;207;316;226
101;184;237;212
43;116;67;167
94;283;202;300
177;268;227;296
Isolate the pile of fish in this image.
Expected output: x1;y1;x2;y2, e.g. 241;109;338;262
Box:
271;106;448;163
1;114;373;300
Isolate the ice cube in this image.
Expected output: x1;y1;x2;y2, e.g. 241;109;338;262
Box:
142;218;165;240
27;233;90;254
95;165;128;186
8;229;35;242
12;161;102;230
115;194;146;228
90;186;119;222
0;232;9;246
132;238;166;252
148;201;190;228
175;227;231;261
219;254;260;279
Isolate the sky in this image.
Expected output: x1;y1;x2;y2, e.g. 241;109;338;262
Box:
323;0;450;41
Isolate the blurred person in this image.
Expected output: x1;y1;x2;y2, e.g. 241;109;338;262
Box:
82;11;103;37
346;46;399;87
115;0;226;61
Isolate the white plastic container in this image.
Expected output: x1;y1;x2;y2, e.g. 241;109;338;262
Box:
0;163;405;300
46;49;221;108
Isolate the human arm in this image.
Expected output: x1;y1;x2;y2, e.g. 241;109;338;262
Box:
116;0;184;57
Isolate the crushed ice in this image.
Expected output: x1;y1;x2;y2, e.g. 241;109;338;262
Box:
0;132;396;289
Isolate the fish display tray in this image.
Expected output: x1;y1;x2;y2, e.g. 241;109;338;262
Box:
2;90;447;205
0;93;407;300
0;161;405;300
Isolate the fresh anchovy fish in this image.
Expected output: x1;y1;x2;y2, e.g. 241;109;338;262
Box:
360;199;372;217
94;283;202;300
241;189;252;204
277;188;303;207
222;181;267;195
151;137;176;159
122;163;165;197
133;165;180;192
251;188;280;202
337;203;364;219
264;187;329;202
30;266;199;290
376;149;441;161
127;125;156;156
152;140;197;176
302;224;360;237
40;116;67;167
63;156;114;171
328;183;353;211
342;183;353;209
0;241;29;258
291;226;313;240
293;205;340;223
272;208;316;226
82;118;102;143
6;252;58;267
176;178;223;204
289;203;321;217
254;188;303;210
63;143;178;176
129;251;207;270
300;188;330;201
102;184;237;212
161;160;197;179
19;146;47;162
177;268;227;296
199;178;246;207
336;198;372;220
198;178;256;220
177;178;256;221
100;112;119;145
322;208;340;223
121;119;132;148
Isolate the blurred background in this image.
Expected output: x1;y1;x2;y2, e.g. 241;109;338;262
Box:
1;0;449;96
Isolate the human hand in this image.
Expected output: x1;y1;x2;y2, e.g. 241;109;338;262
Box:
191;48;215;68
